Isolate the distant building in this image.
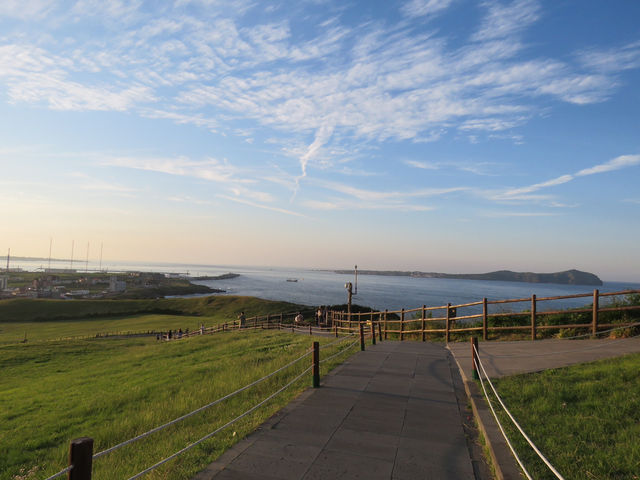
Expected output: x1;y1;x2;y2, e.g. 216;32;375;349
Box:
109;276;127;292
0;276;8;290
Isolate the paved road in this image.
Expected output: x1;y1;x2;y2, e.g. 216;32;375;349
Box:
195;341;477;480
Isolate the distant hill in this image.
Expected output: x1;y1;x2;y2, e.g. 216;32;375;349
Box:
334;269;603;286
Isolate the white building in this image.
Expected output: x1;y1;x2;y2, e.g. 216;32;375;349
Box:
109;276;127;292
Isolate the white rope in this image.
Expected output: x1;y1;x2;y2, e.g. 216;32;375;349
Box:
127;365;313;479
320;339;359;364
43;465;73;480
93;348;312;460
474;344;565;480
474;356;533;480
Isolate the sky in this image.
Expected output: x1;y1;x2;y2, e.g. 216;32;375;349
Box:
0;0;639;281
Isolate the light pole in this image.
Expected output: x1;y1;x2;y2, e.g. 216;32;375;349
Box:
354;265;358;295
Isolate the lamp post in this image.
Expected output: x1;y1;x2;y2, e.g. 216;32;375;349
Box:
354;264;358;295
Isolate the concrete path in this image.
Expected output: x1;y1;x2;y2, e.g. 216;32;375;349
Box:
195;341;478;480
448;336;640;380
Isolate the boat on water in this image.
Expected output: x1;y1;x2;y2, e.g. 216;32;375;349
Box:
286;278;298;282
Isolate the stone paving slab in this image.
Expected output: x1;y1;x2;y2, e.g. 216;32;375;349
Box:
194;341;476;480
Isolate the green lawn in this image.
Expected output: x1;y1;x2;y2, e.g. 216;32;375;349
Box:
0;295;311;345
0;314;208;343
1;325;355;480
492;353;640;479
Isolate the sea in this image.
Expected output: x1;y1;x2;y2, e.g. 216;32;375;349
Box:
7;258;640;314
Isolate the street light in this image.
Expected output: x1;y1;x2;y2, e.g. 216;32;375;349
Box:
354;264;358;295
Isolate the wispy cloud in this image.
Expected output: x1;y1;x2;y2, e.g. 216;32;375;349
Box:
482;211;561;218
103;156;244;184
401;0;455;18
576;154;640;176
218;194;305;217
0;0;633;150
0;0;55;20
472;0;540;42
496;154;640;201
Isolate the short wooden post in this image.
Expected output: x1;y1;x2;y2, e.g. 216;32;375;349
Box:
68;437;93;480
309;324;312;336
384;310;388;340
312;341;320;388
592;289;599;336
482;298;488;340
371;320;376;345
471;337;479;380
378;319;383;342
421;305;426;342
267;314;271;329
531;294;537;341
359;323;365;351
446;303;451;343
334;323;338;338
400;308;405;341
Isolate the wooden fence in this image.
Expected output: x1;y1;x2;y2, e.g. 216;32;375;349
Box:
330;288;640;342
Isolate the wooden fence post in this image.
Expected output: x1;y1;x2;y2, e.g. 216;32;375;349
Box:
68;437;93;480
400;308;405;341
421;305;426;342
384;310;388;340
482;298;488;341
378;319;383;342
592;289;599;336
471;337;479;380
334;323;338;338
531;294;537;341
267;314;270;329
359;323;365;351
446;303;451;343
312;341;320;388
371;319;376;345
309;324;312;336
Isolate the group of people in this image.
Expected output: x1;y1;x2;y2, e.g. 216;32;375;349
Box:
157;328;187;340
294;306;329;326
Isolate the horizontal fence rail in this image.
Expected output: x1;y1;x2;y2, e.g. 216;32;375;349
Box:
328;289;640;342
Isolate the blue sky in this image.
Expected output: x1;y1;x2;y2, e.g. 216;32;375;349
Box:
1;0;639;280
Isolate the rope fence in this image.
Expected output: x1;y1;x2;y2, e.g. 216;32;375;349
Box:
473;342;566;480
40;333;360;480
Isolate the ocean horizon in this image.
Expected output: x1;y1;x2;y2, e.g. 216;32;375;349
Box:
7;257;640;313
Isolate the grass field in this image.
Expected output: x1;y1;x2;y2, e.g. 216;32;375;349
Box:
0;295;312;344
0;296;356;480
493;352;640;479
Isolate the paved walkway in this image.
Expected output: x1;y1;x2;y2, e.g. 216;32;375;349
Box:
195;341;477;480
448;336;640;380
